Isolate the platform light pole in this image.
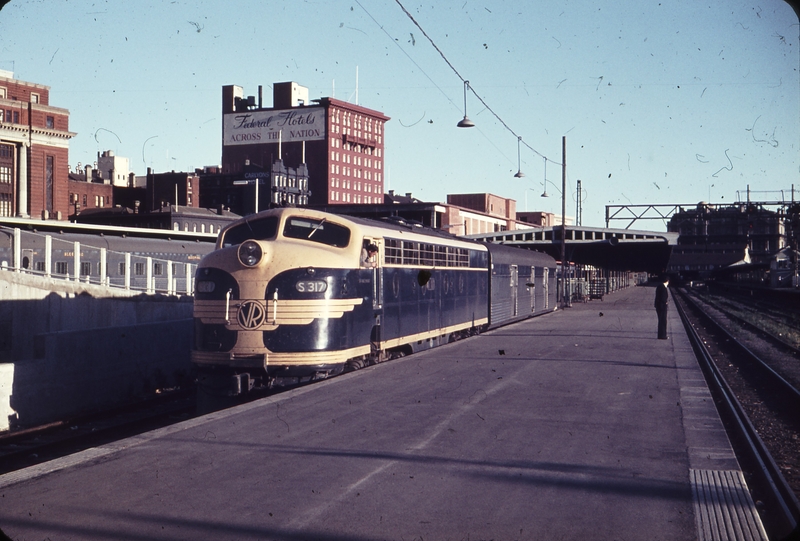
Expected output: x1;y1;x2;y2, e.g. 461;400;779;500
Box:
561;136;568;307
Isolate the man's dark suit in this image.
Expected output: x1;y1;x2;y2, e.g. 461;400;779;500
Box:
654;281;669;339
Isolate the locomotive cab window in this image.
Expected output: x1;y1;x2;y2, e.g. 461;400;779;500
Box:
221;216;279;248
283;217;351;248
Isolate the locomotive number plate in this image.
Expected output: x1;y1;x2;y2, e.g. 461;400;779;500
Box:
295;280;328;293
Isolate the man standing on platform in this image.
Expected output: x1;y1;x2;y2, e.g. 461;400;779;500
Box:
654;274;670;339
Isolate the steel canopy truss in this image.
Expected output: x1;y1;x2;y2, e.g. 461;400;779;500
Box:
605;204;682;230
607;199;800;230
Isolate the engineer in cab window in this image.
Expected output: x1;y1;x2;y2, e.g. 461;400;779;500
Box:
361;242;378;268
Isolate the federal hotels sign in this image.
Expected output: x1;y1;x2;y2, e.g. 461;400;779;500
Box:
223;107;326;146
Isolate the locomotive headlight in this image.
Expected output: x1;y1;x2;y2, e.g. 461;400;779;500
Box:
238;241;263;267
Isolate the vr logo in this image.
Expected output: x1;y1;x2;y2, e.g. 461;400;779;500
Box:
237;300;266;329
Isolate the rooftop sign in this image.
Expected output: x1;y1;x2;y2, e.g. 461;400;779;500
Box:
223;107;326;146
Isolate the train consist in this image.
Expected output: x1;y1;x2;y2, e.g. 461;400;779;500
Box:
192;208;557;398
0;226;214;293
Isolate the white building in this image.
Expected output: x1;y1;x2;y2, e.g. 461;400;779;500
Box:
97;150;131;187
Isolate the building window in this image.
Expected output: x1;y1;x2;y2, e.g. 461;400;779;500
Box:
30;93;39;103
0;193;10;217
46;155;54;214
0;88;6;99
46;116;54;129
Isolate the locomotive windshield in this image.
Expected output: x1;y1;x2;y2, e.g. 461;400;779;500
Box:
283;217;351;248
221;216;279;247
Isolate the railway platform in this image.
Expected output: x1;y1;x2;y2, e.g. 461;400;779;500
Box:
0;285;766;540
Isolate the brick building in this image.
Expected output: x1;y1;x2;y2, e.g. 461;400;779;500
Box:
221;82;389;206
145;170;200;212
444;193;519;235
0;70;75;219
666;201;790;279
67;168;114;217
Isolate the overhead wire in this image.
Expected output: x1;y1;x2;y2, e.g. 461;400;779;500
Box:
352;0;515;168
390;0;562;167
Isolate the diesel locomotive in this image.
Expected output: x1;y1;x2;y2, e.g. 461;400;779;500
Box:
192;207;557;399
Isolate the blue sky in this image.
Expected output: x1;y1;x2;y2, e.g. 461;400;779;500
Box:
1;0;798;230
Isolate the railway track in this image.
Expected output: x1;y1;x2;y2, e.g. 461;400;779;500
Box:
692;286;800;353
0;383;293;476
0;391;197;475
675;288;800;540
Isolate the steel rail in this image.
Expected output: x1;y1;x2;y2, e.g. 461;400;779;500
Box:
688;289;800;357
675;291;800;539
680;290;800;404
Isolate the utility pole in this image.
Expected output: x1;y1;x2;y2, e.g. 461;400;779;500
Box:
561;136;568;307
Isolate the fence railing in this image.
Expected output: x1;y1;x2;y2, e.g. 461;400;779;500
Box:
1;227;197;296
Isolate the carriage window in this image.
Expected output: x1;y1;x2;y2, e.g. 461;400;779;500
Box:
385;238;402;264
221;216;280;247
420;244;434;266
434;245;447;266
283;217;351;248
384;237;479;268
402;241;419;265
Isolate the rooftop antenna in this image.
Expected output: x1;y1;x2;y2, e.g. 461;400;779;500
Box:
355;66;359;105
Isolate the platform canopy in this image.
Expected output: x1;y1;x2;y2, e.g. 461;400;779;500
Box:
469;226;678;273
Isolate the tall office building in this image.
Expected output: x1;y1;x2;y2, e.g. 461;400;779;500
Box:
221;82;389;206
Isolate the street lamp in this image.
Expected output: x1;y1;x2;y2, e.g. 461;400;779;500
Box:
541;178;560;199
514;136;525;178
535;138;569;307
457;81;476;128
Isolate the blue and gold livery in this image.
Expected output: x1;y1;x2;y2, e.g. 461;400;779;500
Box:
192;208;556;397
